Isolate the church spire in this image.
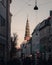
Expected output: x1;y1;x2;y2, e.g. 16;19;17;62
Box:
24;17;30;41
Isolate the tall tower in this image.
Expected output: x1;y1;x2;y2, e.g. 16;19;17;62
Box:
24;18;30;41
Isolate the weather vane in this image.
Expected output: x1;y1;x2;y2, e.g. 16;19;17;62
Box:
34;0;38;10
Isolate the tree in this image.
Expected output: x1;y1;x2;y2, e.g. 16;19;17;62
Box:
10;33;18;59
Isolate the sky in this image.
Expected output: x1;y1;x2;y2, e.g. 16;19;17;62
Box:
10;0;52;47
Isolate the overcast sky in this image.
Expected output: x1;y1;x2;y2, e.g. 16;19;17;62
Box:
10;0;52;47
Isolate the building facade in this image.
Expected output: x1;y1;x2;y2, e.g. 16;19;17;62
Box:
25;38;32;57
21;38;32;57
0;0;12;64
39;11;52;60
32;24;40;55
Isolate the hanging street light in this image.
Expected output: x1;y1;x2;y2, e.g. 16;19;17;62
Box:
34;0;38;10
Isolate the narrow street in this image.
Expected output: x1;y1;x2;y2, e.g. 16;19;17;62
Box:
0;0;52;65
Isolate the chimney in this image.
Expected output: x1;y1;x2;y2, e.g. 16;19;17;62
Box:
50;10;52;16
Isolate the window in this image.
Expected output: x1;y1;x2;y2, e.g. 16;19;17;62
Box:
0;15;5;26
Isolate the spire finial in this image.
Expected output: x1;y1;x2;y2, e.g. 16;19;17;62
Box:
27;14;29;21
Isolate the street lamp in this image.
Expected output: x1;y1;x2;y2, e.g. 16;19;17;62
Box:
34;0;38;10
